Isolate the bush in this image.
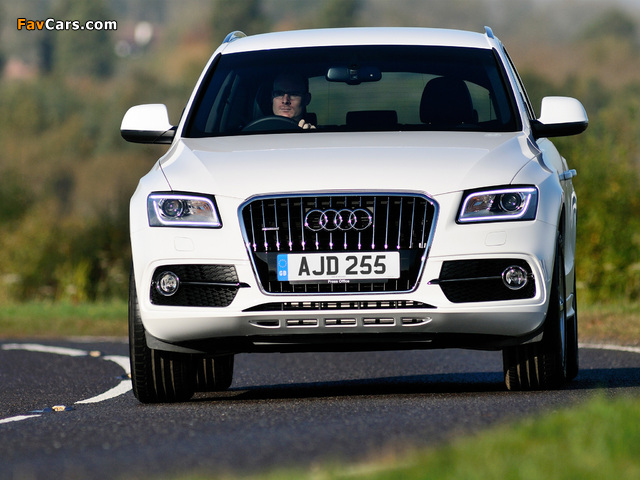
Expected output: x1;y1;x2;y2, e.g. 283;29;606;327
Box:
0;204;131;302
1;25;639;305
557;92;640;303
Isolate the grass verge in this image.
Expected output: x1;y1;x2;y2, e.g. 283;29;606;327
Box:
2;298;639;345
0;300;128;338
579;301;640;346
230;394;640;480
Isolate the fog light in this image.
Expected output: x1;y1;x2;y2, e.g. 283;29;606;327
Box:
502;266;528;290
156;271;180;296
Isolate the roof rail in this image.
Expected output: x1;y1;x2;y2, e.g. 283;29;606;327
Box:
223;31;247;44
484;26;495;39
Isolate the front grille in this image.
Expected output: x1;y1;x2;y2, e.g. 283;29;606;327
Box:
241;194;437;293
150;265;240;307
437;259;536;303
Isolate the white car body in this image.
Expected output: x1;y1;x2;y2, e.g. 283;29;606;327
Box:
122;27;587;402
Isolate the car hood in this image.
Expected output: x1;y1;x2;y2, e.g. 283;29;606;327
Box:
160;131;540;199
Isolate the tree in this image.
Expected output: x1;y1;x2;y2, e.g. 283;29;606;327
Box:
317;0;360;28
580;8;637;43
211;0;269;39
0;3;4;75
49;0;116;78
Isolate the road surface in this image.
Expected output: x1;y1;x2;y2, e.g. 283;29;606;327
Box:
1;339;639;479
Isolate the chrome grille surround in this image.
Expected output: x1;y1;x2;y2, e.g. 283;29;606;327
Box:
240;193;438;294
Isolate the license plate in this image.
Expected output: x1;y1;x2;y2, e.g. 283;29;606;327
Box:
277;252;400;283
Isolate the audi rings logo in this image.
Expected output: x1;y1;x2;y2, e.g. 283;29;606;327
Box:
304;208;373;232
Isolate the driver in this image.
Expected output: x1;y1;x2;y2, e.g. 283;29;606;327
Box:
272;74;316;129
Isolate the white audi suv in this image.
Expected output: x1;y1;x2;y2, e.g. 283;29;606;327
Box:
121;26;588;403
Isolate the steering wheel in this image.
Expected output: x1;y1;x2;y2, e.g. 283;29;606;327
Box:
242;115;301;132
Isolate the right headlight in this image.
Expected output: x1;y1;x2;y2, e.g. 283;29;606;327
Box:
458;187;538;223
147;193;222;228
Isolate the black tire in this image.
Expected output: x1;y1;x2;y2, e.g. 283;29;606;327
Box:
566;276;579;381
194;355;235;392
129;271;195;403
503;234;569;390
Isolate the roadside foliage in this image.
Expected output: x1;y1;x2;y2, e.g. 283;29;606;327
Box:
0;1;639;305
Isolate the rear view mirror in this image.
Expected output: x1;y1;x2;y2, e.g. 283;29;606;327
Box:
121;104;176;144
326;66;382;84
531;96;588;139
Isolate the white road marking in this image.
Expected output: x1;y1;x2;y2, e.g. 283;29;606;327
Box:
2;343;88;357
580;343;640;354
1;342;132;424
75;379;132;404
103;354;131;372
2;342;639;425
76;355;132;404
0;415;42;424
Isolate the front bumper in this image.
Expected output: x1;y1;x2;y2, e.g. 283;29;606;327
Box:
131;190;558;354
132;251;553;355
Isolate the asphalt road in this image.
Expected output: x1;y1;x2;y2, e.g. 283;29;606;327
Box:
1;339;639;479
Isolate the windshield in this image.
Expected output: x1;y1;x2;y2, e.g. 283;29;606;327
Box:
184;45;519;137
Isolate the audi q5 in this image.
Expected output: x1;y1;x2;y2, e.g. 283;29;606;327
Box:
121;27;588;403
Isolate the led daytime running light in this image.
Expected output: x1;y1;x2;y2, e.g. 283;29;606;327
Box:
459;187;537;223
148;194;222;227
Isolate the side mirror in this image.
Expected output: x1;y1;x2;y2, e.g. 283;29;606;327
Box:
120;104;176;144
531;96;588;139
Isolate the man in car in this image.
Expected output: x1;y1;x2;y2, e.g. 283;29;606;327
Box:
272;73;316;129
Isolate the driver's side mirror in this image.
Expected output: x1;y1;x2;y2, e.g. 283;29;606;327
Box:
531;96;588;139
121;104;176;144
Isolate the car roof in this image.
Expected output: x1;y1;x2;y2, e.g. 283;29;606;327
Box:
218;27;497;55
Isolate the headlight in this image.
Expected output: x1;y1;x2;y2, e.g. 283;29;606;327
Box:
147;193;222;227
458;187;538;223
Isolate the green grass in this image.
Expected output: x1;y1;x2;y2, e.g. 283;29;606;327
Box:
2;298;639;345
0;300;128;338
353;394;640;480
580;301;640;346
198;394;640;480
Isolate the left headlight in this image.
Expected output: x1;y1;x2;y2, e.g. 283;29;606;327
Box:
147;193;222;228
458;187;538;223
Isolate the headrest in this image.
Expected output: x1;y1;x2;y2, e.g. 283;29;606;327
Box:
420;77;475;126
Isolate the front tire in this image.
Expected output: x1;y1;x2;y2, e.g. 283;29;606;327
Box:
129;272;195;403
503;234;573;390
194;355;235;392
566;276;579;381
